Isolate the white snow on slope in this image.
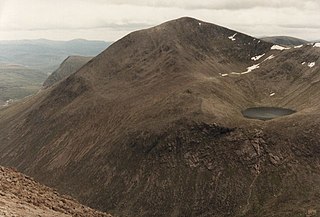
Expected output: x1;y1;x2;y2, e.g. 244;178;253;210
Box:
198;22;202;26
314;43;320;48
308;62;315;68
294;45;303;48
263;55;275;62
271;45;290;51
302;62;306;65
251;53;265;61
241;64;260;75
226;53;276;77
230;72;241;75
221;73;228;77
228;33;237;41
270;93;275;97
2;99;13;107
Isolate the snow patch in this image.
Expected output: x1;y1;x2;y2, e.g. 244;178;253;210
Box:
228;33;237;41
294;45;303;48
251;53;265;61
2;99;13;107
308;62;315;68
231;72;241;75
221;74;228;77
302;62;306;65
241;64;260;75
314;43;320;48
271;45;290;51
270;93;275;97
262;55;275;62
198;22;202;26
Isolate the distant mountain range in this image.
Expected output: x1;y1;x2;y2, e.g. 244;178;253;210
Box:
260;36;309;46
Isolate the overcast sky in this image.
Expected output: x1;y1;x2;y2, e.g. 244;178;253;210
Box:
0;0;319;41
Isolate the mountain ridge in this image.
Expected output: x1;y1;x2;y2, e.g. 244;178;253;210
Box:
43;55;92;87
260;36;309;46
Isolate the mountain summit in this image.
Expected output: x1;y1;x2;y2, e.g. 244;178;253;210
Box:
0;17;320;217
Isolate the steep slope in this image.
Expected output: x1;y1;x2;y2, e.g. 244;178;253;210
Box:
0;166;112;217
43;56;92;87
1;17;320;217
261;36;308;46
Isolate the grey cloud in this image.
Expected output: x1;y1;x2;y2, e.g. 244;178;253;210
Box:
1;0;320;41
279;24;320;29
99;22;152;31
91;0;320;10
9;23;151;31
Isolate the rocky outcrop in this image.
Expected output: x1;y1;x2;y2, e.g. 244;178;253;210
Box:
0;166;112;217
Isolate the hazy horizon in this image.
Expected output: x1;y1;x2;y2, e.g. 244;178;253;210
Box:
0;0;319;42
0;38;110;42
0;31;318;43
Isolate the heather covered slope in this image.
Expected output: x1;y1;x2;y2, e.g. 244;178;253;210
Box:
0;166;112;217
0;17;320;217
43;56;92;87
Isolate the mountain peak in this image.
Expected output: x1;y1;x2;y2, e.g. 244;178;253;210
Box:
163;16;205;25
76;17;271;86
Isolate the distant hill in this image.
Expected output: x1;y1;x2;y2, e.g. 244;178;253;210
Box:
43;56;92;87
0;39;110;102
0;39;109;72
260;36;308;46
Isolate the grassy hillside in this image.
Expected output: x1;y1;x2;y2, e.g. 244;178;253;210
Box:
0;64;47;102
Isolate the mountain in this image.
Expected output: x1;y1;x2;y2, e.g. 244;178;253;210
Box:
0;165;112;217
1;17;320;217
43;56;92;87
260;36;309;46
